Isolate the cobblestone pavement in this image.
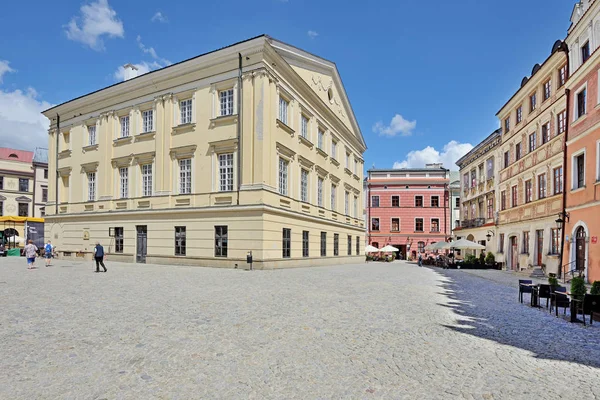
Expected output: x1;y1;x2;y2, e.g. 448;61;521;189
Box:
1;258;599;399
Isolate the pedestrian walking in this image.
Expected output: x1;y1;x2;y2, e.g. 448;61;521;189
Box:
418;253;423;267
93;242;107;273
44;240;54;267
24;240;38;270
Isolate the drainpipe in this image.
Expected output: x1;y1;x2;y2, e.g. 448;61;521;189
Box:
558;45;570;280
32;160;37;218
367;172;371;245
236;53;243;205
55;114;60;215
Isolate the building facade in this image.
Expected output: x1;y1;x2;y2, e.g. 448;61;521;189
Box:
43;36;366;268
454;129;501;256
496;42;568;274
0;148;34;221
32;148;48;218
448;171;461;237
563;0;600;283
366;164;450;259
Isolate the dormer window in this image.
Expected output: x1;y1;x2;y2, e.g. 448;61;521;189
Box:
582;41;590;64
8;153;18;159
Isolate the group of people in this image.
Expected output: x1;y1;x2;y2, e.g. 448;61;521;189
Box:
22;240;107;273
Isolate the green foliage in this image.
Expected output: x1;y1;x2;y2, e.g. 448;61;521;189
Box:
548;276;559;288
590;281;600;295
464;254;477;264
479;252;485;264
485;252;495;264
570;276;587;300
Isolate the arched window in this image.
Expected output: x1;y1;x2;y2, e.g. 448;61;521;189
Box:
418;241;425;253
8;153;18;159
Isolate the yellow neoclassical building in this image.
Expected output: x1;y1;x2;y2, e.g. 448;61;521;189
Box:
43;35;366;268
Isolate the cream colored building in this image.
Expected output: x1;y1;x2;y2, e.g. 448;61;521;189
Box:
32;147;49;218
0;148;35;221
43;35;366;268
495;41;568;274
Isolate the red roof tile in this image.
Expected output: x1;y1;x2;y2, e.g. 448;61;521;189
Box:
0;148;34;163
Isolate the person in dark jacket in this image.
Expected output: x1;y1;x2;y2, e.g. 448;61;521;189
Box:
93;242;107;273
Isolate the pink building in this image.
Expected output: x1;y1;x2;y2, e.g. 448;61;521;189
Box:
366;164;450;259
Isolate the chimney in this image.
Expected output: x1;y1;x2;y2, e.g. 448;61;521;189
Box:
122;64;139;81
425;163;444;169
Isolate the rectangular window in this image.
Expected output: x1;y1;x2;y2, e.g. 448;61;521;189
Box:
142;164;152;197
543;79;551;101
371;218;380;231
354;159;358;174
88;125;96;146
575;153;585;189
353;196;357;218
42;188;48;202
558;64;567;88
320;232;327;257
87;172;96;201
356;236;360;256
582;41;591;64
515;143;521;161
517;106;523;123
504;151;510;169
530;92;537;112
119;167;128;198
334;234;339;256
541;123;549;144
525;180;532;203
431;196;439;207
471;169;476;187
302;231;309;258
486;158;494;179
392;195;399;207
557;110;566;135
43;169;48;179
554;166;563;194
215;226;228;257
499;233;505;253
331;184;336;211
415;196;423;207
391;218;400;231
523;231;530;254
463;173;469;189
120;115;130;138
345;152;350;169
180;99;193;124
318;129;324;150
504;117;510;133
431;218;439;232
344;191;349;215
19;178;28;192
371;195;380;207
282;228;291;258
219;89;234;116
142;109;154;132
278;157;289;196
115;227;124;253
455;198;460;208
175;226;186;256
418;241;425;253
317;177;324;207
538;174;547;199
279;96;289;125
331;140;337;159
347;235;352;256
529;132;536;152
487;197;494;219
551;228;559;255
179;158;192;194
301;115;309;139
511;185;517;207
219;153;234;192
415;218;424;232
577;88;587;119
501;190;507;211
463;204;468;219
301;169;309;203
18;203;28;217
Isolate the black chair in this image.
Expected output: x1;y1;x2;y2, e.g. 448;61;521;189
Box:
550;286;570;317
582;295;600;326
519;280;533;303
537;284;552;309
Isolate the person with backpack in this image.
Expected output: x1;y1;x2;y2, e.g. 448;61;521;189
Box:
93;242;107;273
24;240;38;270
44;240;54;267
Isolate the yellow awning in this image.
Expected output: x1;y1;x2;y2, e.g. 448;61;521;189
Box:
0;216;45;223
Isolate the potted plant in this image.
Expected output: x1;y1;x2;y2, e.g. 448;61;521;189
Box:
570;276;587;300
590;281;600;295
548;275;559;290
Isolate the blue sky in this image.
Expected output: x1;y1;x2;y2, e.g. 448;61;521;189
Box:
0;0;575;170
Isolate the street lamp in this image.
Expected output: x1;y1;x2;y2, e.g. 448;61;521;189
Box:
485;230;495;241
555;211;569;230
556;211;570;279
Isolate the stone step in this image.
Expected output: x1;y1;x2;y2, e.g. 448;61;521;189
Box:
530;267;545;278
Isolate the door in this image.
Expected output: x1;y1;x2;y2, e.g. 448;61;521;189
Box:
536;230;544;266
136;225;147;263
576;227;586;271
510;237;518;271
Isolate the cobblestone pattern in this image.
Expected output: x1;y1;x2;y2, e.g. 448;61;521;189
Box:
0;258;598;399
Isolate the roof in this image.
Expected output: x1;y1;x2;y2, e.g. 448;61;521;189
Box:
455;128;502;168
32;148;48;165
0;148;33;163
368;167;448;173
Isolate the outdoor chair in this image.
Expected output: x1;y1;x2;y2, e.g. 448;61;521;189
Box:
518;280;533;303
550;286;570;317
582;294;600;326
537;284;552;309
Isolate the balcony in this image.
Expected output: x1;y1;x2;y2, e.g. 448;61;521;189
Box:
460;218;486;229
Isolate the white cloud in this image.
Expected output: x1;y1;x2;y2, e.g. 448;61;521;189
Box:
0;87;52;151
0;60;16;83
392;140;473;171
113;36;171;81
136;35;171;65
151;12;167;23
308;30;319;39
373;114;417;137
64;0;124;51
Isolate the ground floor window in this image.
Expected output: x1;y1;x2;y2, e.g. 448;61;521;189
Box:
283;228;291;258
499;233;505;253
215;226;228;257
115;227;124;253
356;236;360;255
175;226;186;256
18;203;28;217
320;232;327;257
334;234;339;256
551;228;559;255
302;231;309;258
347;235;352;256
418;241;425;253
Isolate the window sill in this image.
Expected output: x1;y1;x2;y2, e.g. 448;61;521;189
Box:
135;131;156;141
316;148;328;159
82;144;99;152
570;186;586;194
113;136;133;146
172;123;196;135
414;231;424;233
344;168;353;176
276;119;295;136
298;135;314;149
58;150;72;159
210;114;238;128
331;158;340;167
571;114;587;128
353;174;360;181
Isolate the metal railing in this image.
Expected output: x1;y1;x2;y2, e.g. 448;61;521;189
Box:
562;259;585;283
459;218;486;229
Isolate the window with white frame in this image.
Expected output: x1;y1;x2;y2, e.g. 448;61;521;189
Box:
576;85;587;119
331;184;336;211
219;153;234;192
353;196;357;218
88;125;96;146
354;159;358;174
300;169;309;202
486;158;494;179
573;151;585;189
219;89;234;116
120;115;130;138
317;177;324;207
301;115;309;139
318;129;324;150
119;167;128;199
87;172;96;201
279;96;289;125
278;157;289;196
142;109;154;133
345;152;350;168
344;191;349;215
180;99;193;124
331;140;337;159
142;164;152;197
179;158;192;194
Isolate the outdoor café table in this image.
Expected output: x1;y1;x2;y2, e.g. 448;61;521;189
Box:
554;291;582;323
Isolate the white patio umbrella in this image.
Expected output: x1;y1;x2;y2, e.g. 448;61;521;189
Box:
380;245;399;252
6;235;25;245
424;243;437;251
448;238;485;250
365;245;380;253
432;241;452;250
